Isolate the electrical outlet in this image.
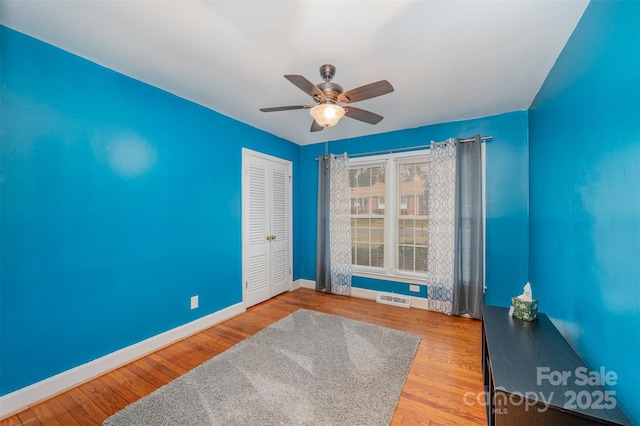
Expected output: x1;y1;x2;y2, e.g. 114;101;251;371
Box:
190;295;199;309
409;285;420;293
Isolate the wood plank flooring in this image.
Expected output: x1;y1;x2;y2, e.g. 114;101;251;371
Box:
1;288;487;425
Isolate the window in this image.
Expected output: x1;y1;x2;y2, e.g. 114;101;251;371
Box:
397;160;429;273
349;151;430;280
350;165;385;269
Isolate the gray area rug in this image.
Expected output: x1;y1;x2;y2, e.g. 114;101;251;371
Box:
103;309;421;425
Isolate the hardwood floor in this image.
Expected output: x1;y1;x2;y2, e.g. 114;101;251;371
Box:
1;288;487;425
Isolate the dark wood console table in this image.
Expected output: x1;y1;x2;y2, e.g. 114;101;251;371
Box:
482;305;632;425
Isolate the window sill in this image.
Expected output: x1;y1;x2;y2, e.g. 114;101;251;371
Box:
352;270;427;286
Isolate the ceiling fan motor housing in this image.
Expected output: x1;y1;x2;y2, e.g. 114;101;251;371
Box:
316;82;343;104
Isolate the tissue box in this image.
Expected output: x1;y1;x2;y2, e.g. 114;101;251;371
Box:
511;297;538;321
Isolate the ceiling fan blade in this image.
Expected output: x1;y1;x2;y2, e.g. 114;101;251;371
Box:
310;120;324;132
284;75;325;100
259;105;312;112
344;107;384;124
338;80;394;103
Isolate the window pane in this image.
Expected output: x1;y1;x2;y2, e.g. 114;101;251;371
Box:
352;218;370;242
398;245;414;271
415;219;428;246
398;219;415;245
351;218;357;241
397;245;406;270
351;243;356;265
371;218;384;243
351;166;385;215
396;159;429;274
371;216;384;268
356;242;370;267
415;246;428;272
371;244;384;268
398;161;428;217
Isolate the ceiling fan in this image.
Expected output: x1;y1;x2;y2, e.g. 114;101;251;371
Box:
260;64;394;132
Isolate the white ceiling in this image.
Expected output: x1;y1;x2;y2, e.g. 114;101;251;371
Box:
1;0;588;146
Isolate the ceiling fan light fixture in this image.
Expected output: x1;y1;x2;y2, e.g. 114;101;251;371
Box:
309;104;345;127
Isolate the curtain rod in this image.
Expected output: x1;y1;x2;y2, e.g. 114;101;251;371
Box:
315;135;492;160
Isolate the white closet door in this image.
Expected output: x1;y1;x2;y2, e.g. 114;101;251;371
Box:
242;149;292;308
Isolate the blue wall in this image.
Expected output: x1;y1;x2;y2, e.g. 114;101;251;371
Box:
0;27;300;395
299;111;530;306
529;1;640;423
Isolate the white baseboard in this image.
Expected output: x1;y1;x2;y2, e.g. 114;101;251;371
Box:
295;279;315;290
350;286;377;300
0;302;245;420
408;295;430;310
297;280;430;310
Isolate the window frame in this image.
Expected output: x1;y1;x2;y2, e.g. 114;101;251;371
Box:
349;161;387;273
349;150;431;283
395;156;430;277
349;143;487;291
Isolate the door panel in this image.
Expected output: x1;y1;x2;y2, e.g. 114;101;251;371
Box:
270;163;290;296
245;161;270;307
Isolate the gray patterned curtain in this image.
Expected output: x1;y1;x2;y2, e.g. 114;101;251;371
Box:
426;139;457;314
316;153;352;295
426;137;484;318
